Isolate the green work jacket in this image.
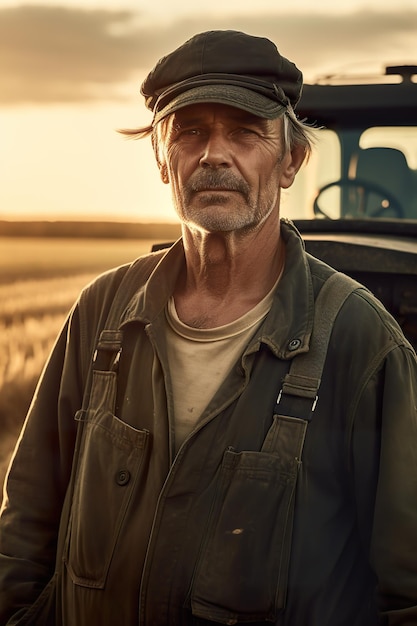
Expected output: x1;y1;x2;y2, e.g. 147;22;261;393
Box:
1;220;417;625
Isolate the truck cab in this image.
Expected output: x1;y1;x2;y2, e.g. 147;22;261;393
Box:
290;65;417;349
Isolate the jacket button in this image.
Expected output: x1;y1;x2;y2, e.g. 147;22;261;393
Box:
288;338;301;351
115;470;131;486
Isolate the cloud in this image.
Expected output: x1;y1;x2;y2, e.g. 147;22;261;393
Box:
0;6;149;104
1;5;416;105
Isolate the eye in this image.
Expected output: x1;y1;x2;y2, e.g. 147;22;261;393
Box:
234;127;260;137
172;126;203;139
181;128;201;136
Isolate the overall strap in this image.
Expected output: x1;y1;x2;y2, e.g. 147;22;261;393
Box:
86;252;165;382
276;272;362;422
57;253;165;579
102;252;164;330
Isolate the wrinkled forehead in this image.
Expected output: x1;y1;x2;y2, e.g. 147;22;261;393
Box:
164;102;283;133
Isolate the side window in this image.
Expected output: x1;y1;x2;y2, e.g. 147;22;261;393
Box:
284;127;417;220
359;128;417;218
283;129;341;219
360;127;417;169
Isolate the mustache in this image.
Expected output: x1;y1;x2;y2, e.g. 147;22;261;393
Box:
186;171;250;197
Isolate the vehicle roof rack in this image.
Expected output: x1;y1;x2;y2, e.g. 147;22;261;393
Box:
385;65;417;82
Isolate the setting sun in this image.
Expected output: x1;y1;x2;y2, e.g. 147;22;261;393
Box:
1;1;416;222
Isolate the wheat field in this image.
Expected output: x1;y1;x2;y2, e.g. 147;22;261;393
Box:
0;237;157;486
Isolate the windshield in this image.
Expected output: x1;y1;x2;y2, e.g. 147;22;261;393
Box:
283;127;417;222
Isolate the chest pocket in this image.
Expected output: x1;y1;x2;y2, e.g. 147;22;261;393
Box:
63;331;150;589
189;414;307;624
188;272;360;624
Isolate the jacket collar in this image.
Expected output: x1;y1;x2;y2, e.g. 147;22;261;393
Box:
121;219;314;360
258;218;314;359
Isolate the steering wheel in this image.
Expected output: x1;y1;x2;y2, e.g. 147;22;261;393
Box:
313;178;405;219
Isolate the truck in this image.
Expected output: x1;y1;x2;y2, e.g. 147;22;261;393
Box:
292;64;417;349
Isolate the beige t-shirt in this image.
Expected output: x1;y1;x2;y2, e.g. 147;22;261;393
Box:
165;278;280;451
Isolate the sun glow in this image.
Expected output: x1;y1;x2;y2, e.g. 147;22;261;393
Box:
1;1;416;222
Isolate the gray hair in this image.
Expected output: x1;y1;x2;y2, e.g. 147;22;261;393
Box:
282;104;316;160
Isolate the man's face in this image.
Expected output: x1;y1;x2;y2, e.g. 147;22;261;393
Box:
158;103;301;234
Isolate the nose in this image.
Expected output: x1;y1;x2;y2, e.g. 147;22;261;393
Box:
199;131;232;169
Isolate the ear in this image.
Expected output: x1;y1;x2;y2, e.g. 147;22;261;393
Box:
280;145;306;189
159;161;169;185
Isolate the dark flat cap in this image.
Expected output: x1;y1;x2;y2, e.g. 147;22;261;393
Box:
141;30;303;124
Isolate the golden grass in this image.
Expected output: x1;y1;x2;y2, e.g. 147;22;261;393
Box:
0;237;160;282
0;237;159;486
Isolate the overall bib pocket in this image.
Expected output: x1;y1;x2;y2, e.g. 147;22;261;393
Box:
189;415;305;625
63;370;149;589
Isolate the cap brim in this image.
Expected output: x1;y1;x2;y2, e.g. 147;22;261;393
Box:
153;84;286;124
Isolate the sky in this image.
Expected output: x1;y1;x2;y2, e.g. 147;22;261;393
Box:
1;0;417;223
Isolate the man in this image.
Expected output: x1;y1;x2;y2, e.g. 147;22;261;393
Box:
1;30;416;626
